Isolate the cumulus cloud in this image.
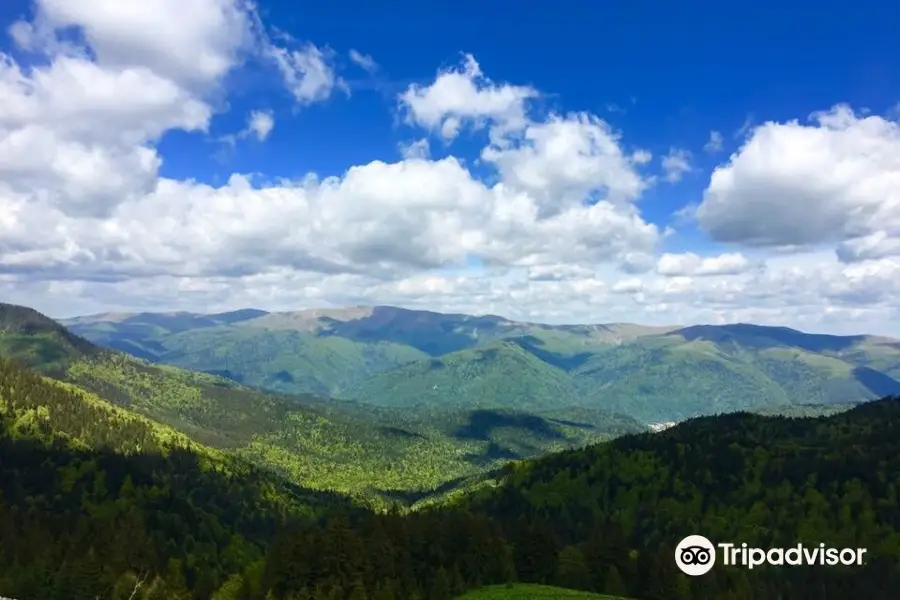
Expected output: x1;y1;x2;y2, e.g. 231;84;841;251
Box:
481;113;650;216
696;104;900;263
399;54;538;141
1;2;898;336
9;253;900;337
0;11;666;286
246;110;274;141
656;252;759;277
12;0;253;88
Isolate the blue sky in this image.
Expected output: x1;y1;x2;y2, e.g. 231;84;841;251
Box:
183;0;900;230
1;0;899;334
205;0;896;255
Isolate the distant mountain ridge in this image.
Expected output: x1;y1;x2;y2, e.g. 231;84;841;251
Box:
2;302;642;501
61;305;900;423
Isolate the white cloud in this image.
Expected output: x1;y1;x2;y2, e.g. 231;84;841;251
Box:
265;42;345;104
696;105;900;261
246;110;274;141
526;264;596;281
0;32;662;290
704;130;723;152
661;147;692;182
218;109;275;147
631;149;652;165
611;277;643;293
399;138;430;159
348;49;378;73
10;252;900;337
0;55;211;146
399;54;538;141
1;3;898;337
14;0;254;90
481;113;651;218
656;252;758;277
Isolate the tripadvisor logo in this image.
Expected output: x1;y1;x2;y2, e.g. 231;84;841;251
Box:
675;535;716;575
674;535;868;576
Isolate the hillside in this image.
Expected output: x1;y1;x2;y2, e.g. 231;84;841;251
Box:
64;306;900;424
258;397;900;600
456;397;900;599
0;356;353;600
62;307;672;399
4;349;898;598
2;303;643;500
347;341;586;412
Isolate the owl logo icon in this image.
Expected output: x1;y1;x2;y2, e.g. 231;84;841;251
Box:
675;535;716;576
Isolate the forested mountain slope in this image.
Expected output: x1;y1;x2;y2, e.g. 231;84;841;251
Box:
2;350;898;599
2;302;643;500
0;356;353;600
458;397;900;599
64;306;900;423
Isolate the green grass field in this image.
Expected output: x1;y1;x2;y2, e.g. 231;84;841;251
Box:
455;584;632;599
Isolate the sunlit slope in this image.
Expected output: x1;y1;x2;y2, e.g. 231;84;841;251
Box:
156;325;429;396
348;341;586;412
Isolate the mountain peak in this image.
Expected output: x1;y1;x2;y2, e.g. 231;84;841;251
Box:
0;302;71;335
0;302;101;364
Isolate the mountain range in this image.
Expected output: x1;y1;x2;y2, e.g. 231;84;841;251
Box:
63;305;900;423
2;314;898;598
1;302;645;502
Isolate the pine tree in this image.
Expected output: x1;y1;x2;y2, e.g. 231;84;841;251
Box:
604;565;627;597
556;545;591;590
373;578;397;600
428;566;451;600
348;579;368;600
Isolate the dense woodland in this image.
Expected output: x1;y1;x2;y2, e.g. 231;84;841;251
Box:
2;354;900;599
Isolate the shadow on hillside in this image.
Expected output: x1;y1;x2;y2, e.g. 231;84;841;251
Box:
453;410;566;442
853;366;900;397
545;417;595;430
317;307;503;356
203;369;245;383
0;433;356;526
101;338;166;361
462;442;521;467
506;335;595;370
374;468;503;505
378;426;427;440
674;323;867;352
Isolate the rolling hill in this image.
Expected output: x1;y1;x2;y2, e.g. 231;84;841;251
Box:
0;355;357;599
3;302;644;501
63;305;900;423
454;396;900;600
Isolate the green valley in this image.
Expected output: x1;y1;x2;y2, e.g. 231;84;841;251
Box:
2;303;643;501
